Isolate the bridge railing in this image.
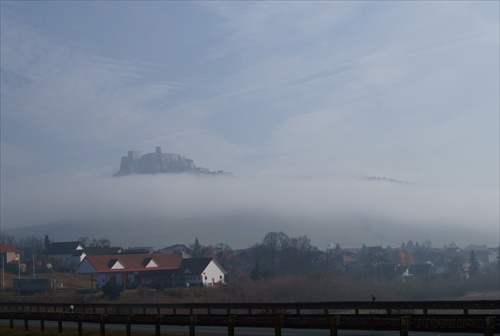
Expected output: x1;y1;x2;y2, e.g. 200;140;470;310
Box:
1;300;498;315
1;300;499;336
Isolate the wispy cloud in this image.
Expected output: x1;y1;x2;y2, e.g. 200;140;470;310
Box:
1;1;498;248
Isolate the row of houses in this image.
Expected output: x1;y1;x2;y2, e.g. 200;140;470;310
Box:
3;240;499;288
77;254;226;289
1;241;227;289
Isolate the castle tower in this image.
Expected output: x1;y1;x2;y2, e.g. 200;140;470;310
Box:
156;146;162;155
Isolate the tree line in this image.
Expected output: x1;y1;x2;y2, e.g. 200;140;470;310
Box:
1;231;497;282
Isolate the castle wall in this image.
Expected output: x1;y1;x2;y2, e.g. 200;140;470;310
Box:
115;147;229;176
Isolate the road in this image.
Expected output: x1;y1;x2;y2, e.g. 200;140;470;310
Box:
1;320;484;336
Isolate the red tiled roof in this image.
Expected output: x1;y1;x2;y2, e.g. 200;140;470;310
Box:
0;244;20;253
82;253;183;273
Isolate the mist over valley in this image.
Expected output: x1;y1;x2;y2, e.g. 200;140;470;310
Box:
2;172;497;249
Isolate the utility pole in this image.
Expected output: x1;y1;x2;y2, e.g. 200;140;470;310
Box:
32;251;36;279
2;255;5;290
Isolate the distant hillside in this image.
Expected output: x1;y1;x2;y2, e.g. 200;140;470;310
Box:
365;176;413;185
115;146;232;177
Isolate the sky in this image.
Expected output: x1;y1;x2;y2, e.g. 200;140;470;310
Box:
1;1;499;250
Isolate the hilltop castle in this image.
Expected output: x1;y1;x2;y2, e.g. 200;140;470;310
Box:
114;146;231;177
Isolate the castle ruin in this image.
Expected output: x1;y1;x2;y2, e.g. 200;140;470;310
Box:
114;146;230;177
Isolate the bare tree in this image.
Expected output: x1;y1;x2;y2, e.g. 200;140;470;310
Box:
215;243;234;268
0;233;16;246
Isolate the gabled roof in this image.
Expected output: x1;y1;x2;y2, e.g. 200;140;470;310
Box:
0;244;20;253
340;248;359;255
123;247;152;254
160;244;191;252
157;244;192;257
72;250;86;257
85;246;123;255
47;241;83;255
409;264;433;275
76;253;183;273
342;254;356;265
178;257;227;275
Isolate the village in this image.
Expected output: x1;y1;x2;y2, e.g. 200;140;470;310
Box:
1;232;499;301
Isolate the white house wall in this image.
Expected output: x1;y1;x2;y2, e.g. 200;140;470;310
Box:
202;261;225;286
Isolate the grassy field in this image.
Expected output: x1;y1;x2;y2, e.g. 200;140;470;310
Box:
1;271;91;291
2;270;499;303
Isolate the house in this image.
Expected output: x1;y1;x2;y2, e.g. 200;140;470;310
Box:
85;246;123;255
395;262;438;282
46;241;86;269
474;249;499;265
340;248;359;266
157;244;192;258
176;257;227;287
0;244;22;272
123;247;153;254
75;254;227;289
409;263;433;278
395;265;411;282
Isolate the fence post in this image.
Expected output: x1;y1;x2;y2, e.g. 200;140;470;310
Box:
189;314;196;336
400;316;411;336
58;313;63;333
126;314;132;336
100;314;106;336
330;315;340;336
24;313;29;331
228;315;235;336
155;314;162;336
40;313;45;332
274;315;283;336
485;316;496;336
78;314;83;336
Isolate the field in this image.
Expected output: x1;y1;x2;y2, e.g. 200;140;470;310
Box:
1;271;91;291
1;270;499;304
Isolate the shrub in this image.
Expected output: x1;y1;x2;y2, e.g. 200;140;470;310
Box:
101;281;123;300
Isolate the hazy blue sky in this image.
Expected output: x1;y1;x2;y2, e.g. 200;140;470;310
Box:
1;1;498;249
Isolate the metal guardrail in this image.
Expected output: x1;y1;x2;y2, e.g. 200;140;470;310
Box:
1;300;499;336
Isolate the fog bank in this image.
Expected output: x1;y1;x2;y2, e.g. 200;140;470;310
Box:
2;172;498;249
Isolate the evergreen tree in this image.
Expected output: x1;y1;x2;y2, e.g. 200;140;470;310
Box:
406;240;415;250
468;249;480;277
191;237;202;258
44;235;52;253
